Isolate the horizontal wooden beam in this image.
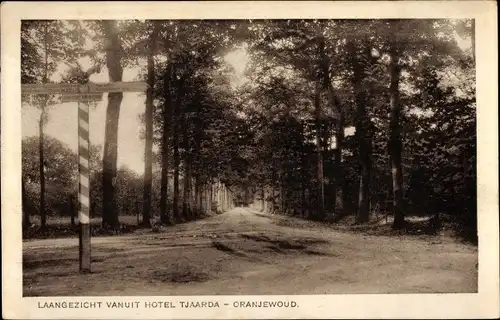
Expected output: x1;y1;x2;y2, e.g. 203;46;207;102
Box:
22;81;148;95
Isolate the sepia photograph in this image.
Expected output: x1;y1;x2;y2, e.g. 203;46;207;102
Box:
20;17;480;296
2;1;499;319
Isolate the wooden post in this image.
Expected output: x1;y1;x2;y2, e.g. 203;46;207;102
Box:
78;101;91;273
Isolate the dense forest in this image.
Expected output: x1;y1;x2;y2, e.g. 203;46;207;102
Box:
21;19;476;241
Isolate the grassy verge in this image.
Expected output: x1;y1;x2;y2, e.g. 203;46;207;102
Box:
259;210;477;245
23;215;140;240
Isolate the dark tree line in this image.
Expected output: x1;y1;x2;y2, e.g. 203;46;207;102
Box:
240;19;475;237
21;19;476;240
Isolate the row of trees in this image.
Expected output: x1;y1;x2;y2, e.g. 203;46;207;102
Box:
21;135;235;227
239;20;475;233
22;19;476;237
21;20;239;230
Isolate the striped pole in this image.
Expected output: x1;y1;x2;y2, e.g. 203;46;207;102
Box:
78;101;91;273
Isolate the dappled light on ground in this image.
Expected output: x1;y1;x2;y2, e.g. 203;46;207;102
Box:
23;208;477;296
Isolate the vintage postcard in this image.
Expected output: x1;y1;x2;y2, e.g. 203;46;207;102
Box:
1;1;498;319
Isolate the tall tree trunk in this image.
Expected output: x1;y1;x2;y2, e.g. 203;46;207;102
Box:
39;112;46;229
356;130;372;223
207;183;212;214
471;20;475;62
314;80;325;219
327;90;344;216
183;162;192;220
194;177;201;216
321;121;331;211
39;22;49;230
270;185;276;214
352;45;373;224
200;180;206;215
279;171;285;214
388;41;405;229
319;36;345;219
22;178;30;230
141;22;159;228
209;181;213;213
222;184;227;212
201;184;206;215
191;96;204;216
216;181;221;212
300;122;307;217
172;88;181;222
217;180;223;213
207;184;210;213
182;107;192;220
222;186;226;212
224;184;228;211
160;65;173;224
266;187;270;213
192;177;197;215
102;20;124;230
334;118;345;217
261;184;265;211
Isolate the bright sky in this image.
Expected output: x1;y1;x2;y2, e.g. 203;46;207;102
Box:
22;50;250;175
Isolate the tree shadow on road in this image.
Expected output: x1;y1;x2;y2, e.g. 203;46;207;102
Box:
238;234;334;257
23;257;77;270
212;241;248;257
151;268;210;284
241;233;328;245
254;213;273;219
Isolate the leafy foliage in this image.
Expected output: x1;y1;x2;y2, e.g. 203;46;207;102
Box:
21;19;476;241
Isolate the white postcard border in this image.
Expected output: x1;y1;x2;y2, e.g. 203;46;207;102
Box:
1;1;498;319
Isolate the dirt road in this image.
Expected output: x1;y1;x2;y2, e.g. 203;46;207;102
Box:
23;207;477;296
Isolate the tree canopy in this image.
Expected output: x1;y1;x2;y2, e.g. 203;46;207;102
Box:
21;19;476;240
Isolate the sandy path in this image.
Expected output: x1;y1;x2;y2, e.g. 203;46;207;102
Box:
23;207;477;296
